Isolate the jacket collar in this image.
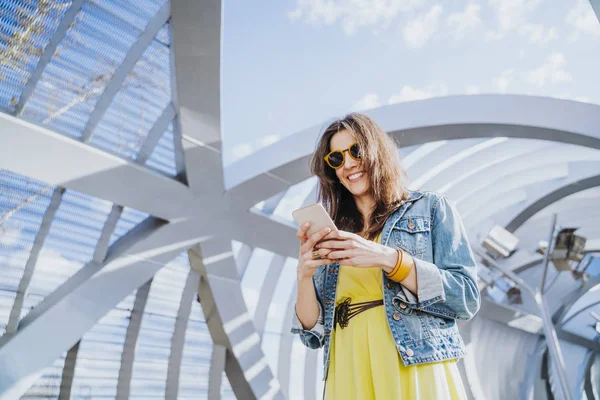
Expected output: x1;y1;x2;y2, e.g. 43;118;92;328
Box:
405;190;425;203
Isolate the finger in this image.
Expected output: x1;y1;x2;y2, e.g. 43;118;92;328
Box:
297;222;311;242
301;227;332;253
326;250;355;260
321;229;358;242
302;248;332;261
315;239;354;250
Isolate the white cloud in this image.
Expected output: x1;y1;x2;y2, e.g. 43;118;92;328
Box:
519;24;559;45
566;0;600;37
447;4;481;39
352;93;381;111
388;84;448;104
485;30;505;41
488;0;557;45
403;4;443;48
465;85;480;95
493;69;515;93
488;0;541;31
526;53;572;87
288;0;425;35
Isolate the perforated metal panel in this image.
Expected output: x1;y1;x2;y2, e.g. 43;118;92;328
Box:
179;299;212;398
129;253;189;398
0;0;71;113
0;169;54;337
146;121;177;177
94;0;165;31
89;25;171;160
21;189;112;321
20;355;66;399
19;1;140;139
108;206;150;247
69;292;137;398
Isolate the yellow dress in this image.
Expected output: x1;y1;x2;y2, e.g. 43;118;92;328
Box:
325;235;467;400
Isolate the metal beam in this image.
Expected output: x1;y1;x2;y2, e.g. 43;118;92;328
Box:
228;212;296;258
189;240;284;399
57;204;122;400
405;138;486;189
135;103;177;165
234;243;253;279
443;142;562;201
227;95;600;197
14;0;86;115
0;112;198;220
253;255;285;337
277;283;297;398
167;18;188;184
165;268;201;399
57;341;80;400
171;0;223;195
0;217;207;399
116;279;152;400
505;168;600;232
208;344;226;399
460;163;570;227
81;2;171;143
5;187;64;335
172;116;188;183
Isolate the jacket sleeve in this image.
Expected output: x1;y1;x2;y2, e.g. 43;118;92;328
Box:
290;278;326;349
392;195;481;320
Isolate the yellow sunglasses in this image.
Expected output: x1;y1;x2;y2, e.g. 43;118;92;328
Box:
324;142;362;169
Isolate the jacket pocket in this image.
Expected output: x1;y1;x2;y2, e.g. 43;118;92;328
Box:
417;311;455;338
391;216;430;257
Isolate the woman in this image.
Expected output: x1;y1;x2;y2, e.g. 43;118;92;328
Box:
291;113;480;399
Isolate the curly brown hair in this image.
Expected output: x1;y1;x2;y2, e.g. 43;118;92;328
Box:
310;113;409;240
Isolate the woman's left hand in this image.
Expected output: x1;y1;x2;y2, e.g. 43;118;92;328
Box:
315;230;397;271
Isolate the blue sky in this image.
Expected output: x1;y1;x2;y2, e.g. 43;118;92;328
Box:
221;0;600;165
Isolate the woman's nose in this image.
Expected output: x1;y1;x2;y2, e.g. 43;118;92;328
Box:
344;153;359;169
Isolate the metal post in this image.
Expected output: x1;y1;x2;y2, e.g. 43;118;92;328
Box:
476;249;573;400
540;214;557;295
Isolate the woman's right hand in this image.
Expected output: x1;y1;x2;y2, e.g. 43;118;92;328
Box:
296;223;333;281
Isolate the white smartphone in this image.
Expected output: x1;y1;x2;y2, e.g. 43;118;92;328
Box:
292;203;337;238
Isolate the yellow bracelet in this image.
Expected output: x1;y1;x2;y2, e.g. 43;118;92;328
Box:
386;250;412;282
386;249;403;277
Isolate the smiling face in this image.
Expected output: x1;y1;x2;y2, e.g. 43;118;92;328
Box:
329;129;372;200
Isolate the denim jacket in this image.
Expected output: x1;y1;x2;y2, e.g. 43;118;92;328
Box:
291;190;480;379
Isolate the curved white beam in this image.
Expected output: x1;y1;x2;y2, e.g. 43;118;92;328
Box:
0;217;205;399
136;103;177;165
5;188;64;335
190;240;284;399
253;255;285;337
228;95;600;199
443;142;561;200
403;138;485;187
461;163;570;227
463;161;600;240
116;280;152;399
165;268;201;399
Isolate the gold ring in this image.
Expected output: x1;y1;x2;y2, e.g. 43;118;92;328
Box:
312;251;321;260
